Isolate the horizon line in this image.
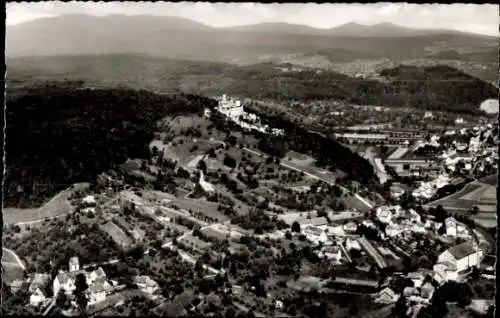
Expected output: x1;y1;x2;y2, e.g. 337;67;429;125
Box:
7;13;498;37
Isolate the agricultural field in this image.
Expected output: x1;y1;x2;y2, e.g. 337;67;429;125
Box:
1;248;23;267
426;175;497;228
1;262;25;285
3;183;89;224
162;138;214;166
99;221;134;249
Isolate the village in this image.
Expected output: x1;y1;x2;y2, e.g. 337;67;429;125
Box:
2;94;497;317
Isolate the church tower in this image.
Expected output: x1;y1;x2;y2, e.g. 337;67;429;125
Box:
69;256;80;272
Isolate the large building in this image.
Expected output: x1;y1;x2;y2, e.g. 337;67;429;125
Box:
218;94;244;118
437;242;484;273
384;147;438;177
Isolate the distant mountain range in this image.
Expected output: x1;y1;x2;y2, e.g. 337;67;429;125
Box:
7;14;497;61
225;21;475;37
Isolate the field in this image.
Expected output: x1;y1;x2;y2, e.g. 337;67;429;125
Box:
426;175;497;228
100;221;134;249
162;139;215;167
1;248;23;266
3;183;89;225
143;190;228;222
1;262;25;284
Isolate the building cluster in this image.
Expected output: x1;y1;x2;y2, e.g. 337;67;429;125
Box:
14;256;162;312
213;94;284;136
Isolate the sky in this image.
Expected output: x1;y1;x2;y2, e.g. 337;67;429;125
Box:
6;2;499;36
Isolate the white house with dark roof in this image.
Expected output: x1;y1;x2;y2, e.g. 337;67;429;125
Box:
342;221;358;233
433;263;459;284
53;272;77;295
134;275;160;294
29;273;51;293
29;288;47;307
85;279;112;305
303;226;329;245
374;287;399;304
317;245;343;263
444;217;469;238
53;257;109;296
309;216;329;227
437;242;484;273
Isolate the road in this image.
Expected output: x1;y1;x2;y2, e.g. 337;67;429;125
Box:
43;299;56;316
2;248;26;270
243;147;373;210
13;213;68;226
82;258;120;269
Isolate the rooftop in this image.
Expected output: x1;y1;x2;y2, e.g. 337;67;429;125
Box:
447;242;479;260
387;147;410;160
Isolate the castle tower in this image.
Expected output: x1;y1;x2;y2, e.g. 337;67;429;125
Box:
69;256;80;272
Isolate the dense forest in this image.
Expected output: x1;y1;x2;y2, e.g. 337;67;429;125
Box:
8;56;498;115
4;82;217;208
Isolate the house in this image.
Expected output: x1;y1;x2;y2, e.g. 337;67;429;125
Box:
385;224;404;237
437;242;484;273
345;237;361;251
321;225;346;237
309;217;329;227
9;279;24;294
390;184;406;199
444;217;468;238
407;272;426;288
28;273;51;293
376;206;393;224
303;226;329;245
432;263;459;284
319;245;343;263
69;256;80;272
343;221;358;233
375;287;399;304
134;275;160;294
85;279;112;305
131;227;146;242
82;195;96;206
53;272;77;296
54;257;108;296
88;267;107;285
420;282;435;299
30;288;47;307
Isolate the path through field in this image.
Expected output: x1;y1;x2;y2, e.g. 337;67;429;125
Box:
3;183;89;225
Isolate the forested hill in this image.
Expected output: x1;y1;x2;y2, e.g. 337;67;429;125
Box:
4;83;217;208
8;56;498;115
250;109;379;190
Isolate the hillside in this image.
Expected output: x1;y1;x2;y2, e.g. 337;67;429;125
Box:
4;83;216;208
7;56;497;115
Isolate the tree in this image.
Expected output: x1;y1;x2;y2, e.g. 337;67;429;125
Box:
225;308;237;318
434;205;448;223
349;303;359;316
392;295;408;318
75;273;88;294
291;221;301;233
56;289;69;309
470;206;480;215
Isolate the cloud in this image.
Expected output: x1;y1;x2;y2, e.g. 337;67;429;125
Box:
6;2;499;36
